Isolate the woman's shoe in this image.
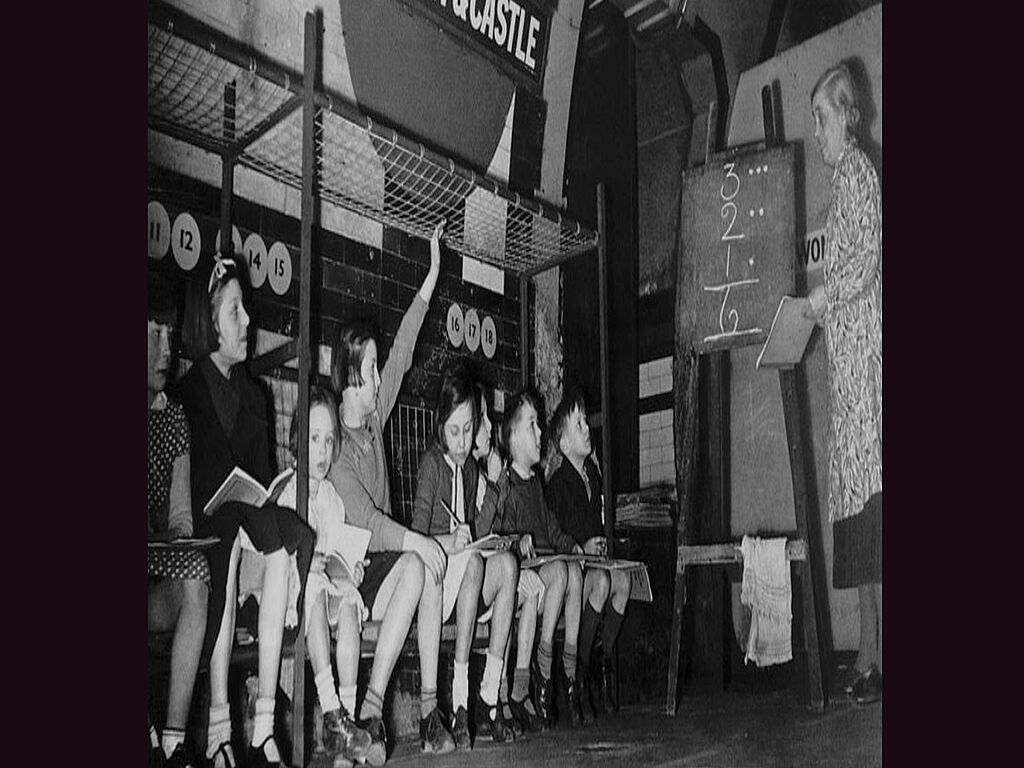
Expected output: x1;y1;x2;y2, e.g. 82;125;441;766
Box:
206;742;237;768
840;666;872;695
474;695;514;743
852;667;882;705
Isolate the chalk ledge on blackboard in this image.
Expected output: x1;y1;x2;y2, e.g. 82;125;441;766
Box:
756;296;815;370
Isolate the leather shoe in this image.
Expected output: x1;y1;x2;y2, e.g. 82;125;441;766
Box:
576;671;596;723
851;667;882;705
508;695;544;733
474;695;514;743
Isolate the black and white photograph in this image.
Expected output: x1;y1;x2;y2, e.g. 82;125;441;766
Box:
148;1;882;765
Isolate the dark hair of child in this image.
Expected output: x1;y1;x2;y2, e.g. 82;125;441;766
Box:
500;387;545;459
434;360;480;448
181;256;248;361
330;318;379;393
548;387;587;457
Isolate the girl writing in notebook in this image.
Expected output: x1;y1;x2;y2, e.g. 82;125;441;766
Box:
410;362;519;748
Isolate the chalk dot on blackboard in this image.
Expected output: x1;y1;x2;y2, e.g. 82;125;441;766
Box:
749;258;755;266
748;168;753;175
759;208;764;216
763;165;769;173
749;210;755;217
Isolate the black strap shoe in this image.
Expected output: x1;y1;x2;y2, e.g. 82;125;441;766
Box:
474;695;514;743
532;673;554;727
247;736;289;768
576;670;596;724
558;669;583;728
357;717;387;767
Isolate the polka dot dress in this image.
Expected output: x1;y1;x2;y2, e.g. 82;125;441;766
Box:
148;396;211;585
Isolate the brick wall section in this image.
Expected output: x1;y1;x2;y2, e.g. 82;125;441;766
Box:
150;166;525;513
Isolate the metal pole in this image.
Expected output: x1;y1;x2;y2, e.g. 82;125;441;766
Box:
290;11;319;766
596;183;614;549
219;82;235;258
520;276;530;390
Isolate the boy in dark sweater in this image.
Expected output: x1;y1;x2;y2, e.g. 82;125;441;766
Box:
494;389;586;727
545;390;629;717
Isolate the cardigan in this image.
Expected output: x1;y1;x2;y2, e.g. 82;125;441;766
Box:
495;467;576;554
545;457;604;546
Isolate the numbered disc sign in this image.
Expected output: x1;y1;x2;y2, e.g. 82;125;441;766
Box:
214;226;243;259
244;233;269;288
148;201;171;259
481;316;497;359
268;241;292;295
464;309;481;353
171;212;201;271
446;303;465;347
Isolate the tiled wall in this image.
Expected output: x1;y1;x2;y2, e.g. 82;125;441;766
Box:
638;356;674;487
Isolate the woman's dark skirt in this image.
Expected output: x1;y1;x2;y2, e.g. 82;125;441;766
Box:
832;492;882;589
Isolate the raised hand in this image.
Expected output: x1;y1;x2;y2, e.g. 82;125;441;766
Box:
429;219;445;273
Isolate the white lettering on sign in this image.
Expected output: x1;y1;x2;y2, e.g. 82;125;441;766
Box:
435;0;546;76
797;227;826;274
268;241;292;295
702;161;762;344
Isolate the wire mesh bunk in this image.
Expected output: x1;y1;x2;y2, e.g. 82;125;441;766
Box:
148;9;598;275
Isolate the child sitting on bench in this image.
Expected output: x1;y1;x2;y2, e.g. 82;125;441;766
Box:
277;386;373;766
411;362;519;748
546;388;627;718
493;389;586;728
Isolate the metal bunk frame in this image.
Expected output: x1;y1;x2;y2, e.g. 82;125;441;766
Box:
148;3;611;762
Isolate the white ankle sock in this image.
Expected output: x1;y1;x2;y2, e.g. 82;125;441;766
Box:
252;697;276;750
339;685;358;717
315;669;341;713
161;728;185;759
453;661;470;710
150;722;160;749
480;653;503;706
206;703;231;757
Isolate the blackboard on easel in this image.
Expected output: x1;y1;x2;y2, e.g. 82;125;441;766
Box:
676;143;797;353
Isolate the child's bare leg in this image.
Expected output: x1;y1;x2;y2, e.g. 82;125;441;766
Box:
455;553;484;665
149;578;208;735
515;594;538;672
306;590;340;717
481;552;517;660
874;583;882;675
537;560;567;647
416;564;445;718
609;570;631;614
206;534;241;763
363;553;424;720
563;562;583;649
256;549;289;701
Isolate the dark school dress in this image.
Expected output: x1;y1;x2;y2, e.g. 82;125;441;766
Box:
177;356;313;661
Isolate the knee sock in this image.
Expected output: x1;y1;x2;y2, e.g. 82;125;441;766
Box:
421;687;438;718
359;686;385;722
339;685;358;717
252;697;276;748
600;605;625;660
563;642;578;680
315;669;341;713
511;668;531;702
453;661;470;711
150;721;160;749
578;602;601;671
206;703;231;756
537;640;554;680
480;653;503;706
161;727;185;759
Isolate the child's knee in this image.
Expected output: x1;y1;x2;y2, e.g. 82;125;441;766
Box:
545;561;567;591
494;552;518;586
610;570;631;598
590;569;610;602
398;551;426;589
466;551;484;583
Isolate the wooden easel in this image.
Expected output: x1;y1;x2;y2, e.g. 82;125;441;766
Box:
664;90;825;716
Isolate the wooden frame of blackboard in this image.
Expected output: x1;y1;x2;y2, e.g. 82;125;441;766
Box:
675;141;797;356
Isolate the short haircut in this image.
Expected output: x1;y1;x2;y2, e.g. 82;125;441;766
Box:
182;257;245;361
811;61;861;136
331;318;378;394
501;387;545;459
549;387;587;457
434;361;480;448
288;385;341;463
148;270;178;327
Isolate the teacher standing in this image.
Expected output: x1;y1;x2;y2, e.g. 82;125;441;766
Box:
804;61;882;705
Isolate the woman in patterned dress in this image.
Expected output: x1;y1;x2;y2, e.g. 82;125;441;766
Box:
148;271;209;768
805;62;882;705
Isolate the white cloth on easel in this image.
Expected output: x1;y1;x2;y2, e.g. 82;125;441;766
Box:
740;535;793;667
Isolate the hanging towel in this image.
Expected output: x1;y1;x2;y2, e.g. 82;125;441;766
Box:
740;535;793;668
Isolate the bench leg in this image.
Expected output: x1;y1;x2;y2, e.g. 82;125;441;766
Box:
799;561;824;711
665;553;687;716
